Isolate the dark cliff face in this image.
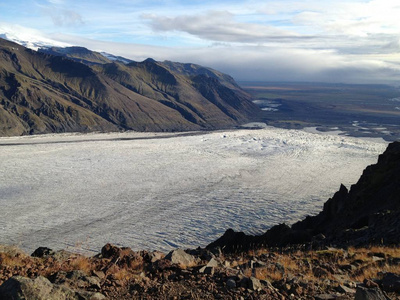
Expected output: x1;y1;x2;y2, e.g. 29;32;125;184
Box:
0;38;259;136
208;142;400;252
292;141;400;241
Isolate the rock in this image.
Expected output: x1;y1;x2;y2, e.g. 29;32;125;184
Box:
52;270;102;290
339;264;356;272
164;249;200;268
103;264;120;276
333;274;350;282
313;233;326;241
31;247;54;258
226;278;236;289
248;277;263;291
370;252;386;258
381;272;400;292
151;258;172;271
253;260;266;268
66;270;88;281
355;286;389;300
186;247;215;261
372;256;385;262
0;275;105;300
206;258;219;268
101;243;122;259
208;247;222;257
92;270;105;280
83;276;101;289
314;294;337;300
149;251;164;263
78;292;106;300
364;279;379;288
390;257;400;265
0;276;73;300
313;267;329;277
52;250;75;262
199;266;215;275
238;276;249;288
337;284;356;294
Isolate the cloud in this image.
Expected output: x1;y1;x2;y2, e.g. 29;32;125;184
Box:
143;11;299;43
2;0;400;85
51;33;400;85
50;9;84;27
38;1;84;27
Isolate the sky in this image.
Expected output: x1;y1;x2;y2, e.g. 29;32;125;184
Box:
1;0;400;84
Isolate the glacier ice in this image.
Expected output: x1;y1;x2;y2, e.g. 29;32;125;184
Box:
0;127;387;254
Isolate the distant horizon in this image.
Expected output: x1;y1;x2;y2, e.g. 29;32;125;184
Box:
237;80;400;87
1;0;400;85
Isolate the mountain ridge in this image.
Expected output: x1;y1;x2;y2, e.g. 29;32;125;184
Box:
0;38;259;136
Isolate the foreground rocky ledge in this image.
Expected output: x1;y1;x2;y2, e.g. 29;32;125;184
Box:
1;243;400;299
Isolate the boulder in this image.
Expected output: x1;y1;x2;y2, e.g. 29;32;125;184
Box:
0;275;105;300
101;243;122;259
314;294;337;300
199;266;214;275
31;247;54;258
313;267;329;277
337;284;356;294
381;272;400;293
226;278;236;289
205;258;219;268
248;277;263;291
355;286;389;300
164;249;200;268
149;251;165;263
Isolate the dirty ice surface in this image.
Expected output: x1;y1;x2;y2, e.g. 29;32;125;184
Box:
0;127;387;254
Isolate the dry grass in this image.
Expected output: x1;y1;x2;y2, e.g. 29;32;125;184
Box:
242;245;400;285
278;255;298;271
113;268;132;281
351;262;400;282
369;246;400;257
259;267;283;281
69;256;93;274
0;253;26;268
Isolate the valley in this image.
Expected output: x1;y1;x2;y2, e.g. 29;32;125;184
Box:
242;81;400;141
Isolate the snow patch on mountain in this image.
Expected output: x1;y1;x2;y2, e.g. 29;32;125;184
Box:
100;52;133;64
0;23;71;50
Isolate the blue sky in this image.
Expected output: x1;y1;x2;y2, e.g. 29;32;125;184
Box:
1;0;400;84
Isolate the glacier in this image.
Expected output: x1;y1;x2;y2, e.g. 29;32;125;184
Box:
0;127;387;254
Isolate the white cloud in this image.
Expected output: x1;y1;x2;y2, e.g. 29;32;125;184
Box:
2;0;400;84
143;11;299;43
50;9;84;27
49;33;400;84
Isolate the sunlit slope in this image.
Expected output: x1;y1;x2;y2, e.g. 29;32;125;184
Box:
0;38;259;136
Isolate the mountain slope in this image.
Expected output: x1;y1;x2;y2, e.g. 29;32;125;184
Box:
0;38;259;136
208;141;400;252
